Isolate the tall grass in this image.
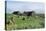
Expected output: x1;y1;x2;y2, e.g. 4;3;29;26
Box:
5;14;45;30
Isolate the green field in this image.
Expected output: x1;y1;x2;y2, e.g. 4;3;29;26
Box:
6;14;45;30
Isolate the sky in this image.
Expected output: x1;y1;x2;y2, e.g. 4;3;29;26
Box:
6;1;45;14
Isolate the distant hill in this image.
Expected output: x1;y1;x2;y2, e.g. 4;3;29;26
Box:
6;8;44;14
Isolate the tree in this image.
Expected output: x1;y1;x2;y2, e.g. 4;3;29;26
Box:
12;11;19;15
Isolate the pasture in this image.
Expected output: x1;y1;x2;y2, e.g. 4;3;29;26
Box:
5;14;45;30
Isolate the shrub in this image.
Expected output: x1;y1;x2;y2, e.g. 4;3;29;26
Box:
22;17;25;20
39;22;45;28
24;27;27;29
6;20;10;25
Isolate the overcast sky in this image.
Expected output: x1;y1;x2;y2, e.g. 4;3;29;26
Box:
6;1;45;14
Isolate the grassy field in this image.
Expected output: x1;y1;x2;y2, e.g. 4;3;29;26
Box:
6;14;45;30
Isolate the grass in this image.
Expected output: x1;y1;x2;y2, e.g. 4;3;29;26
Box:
5;14;45;30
